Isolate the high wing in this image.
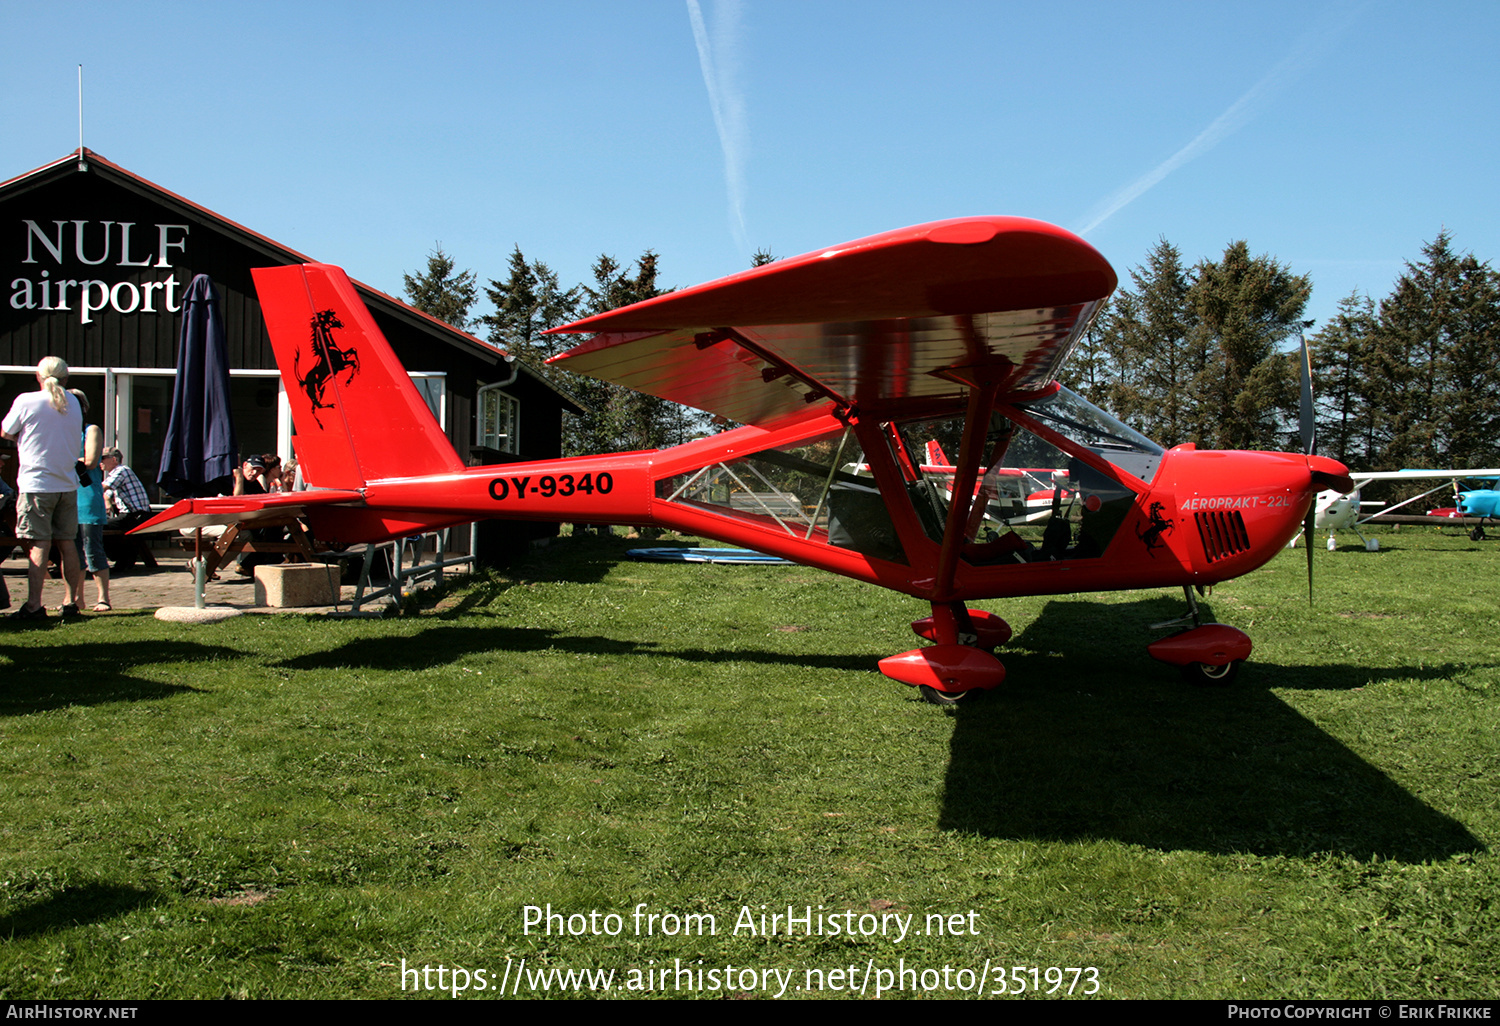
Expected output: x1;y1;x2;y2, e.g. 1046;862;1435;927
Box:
546;217;1116;425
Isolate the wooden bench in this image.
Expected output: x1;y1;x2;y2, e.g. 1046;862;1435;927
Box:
175;514;322;577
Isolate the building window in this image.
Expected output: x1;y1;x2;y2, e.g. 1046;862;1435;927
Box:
477;382;519;455
410;373;447;428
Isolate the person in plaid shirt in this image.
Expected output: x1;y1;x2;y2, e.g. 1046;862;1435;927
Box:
101;448;150;519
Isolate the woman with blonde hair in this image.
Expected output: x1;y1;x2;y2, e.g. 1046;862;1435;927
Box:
2;357;84;619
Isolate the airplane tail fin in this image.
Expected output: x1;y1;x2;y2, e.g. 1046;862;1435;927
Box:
926;440;952;467
252;264;464;488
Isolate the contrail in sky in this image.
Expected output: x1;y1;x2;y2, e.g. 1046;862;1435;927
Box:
687;0;750;255
1077;3;1363;237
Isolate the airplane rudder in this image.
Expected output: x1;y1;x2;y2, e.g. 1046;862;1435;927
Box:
253;263;463;484
254;264;364;487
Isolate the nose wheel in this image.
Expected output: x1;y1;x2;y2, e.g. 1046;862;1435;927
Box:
1180;659;1242;686
1148;587;1252;685
918;684;985;706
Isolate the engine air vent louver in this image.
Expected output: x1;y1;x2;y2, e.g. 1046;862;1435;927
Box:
1196;510;1251;563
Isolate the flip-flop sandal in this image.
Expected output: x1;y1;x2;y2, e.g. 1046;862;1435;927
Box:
93;602;112;612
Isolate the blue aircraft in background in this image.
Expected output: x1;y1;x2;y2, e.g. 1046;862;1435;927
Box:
1455;479;1500;538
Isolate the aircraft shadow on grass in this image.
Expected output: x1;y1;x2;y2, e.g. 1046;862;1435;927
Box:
277;624;881;675
0;881;160;939
937;596;1484;862
286;538;884;672
0;638;220;716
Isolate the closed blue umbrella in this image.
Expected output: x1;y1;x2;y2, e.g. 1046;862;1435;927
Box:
158;274;237;498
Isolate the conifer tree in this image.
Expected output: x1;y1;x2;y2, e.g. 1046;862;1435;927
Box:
1187;242;1310;451
1309;292;1379;466
483;246;581;362
402;244;478;332
1115;239;1196;444
1063;238;1199;446
1438;259;1500;469
1068;239;1308;451
1371;232;1500;469
564;251;699;456
1059;297;1112;409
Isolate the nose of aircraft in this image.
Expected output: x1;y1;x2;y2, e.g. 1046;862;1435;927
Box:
1306;455;1354;496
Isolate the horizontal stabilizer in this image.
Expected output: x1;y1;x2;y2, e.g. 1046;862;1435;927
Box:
132;489;365;534
134;488;473;547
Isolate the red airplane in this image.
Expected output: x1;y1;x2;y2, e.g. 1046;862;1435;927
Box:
136;217;1352;702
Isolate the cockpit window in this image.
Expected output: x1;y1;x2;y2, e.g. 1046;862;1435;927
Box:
887;387;1162;565
1014;386;1164;484
654;425;909;564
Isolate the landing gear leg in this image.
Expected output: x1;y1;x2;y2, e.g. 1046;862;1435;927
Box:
881;600;1008;703
1149;585;1204;632
912;601;1013;651
931;601;974;646
1184;585;1202;627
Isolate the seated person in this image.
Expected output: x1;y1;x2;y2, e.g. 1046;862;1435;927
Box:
100;448;153;570
235;455;267;496
260;454;284;493
233;456;279;575
101;448;151;529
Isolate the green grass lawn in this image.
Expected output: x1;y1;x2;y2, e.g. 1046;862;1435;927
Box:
0;526;1496;999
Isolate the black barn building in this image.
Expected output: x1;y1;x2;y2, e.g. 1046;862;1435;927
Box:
2;149;579;557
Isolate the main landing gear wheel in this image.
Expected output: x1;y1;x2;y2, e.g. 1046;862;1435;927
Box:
1470;525;1486;541
918;685;982;706
1181;660;1242;686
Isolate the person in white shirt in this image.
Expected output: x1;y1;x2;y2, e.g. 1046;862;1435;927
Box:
2;357;84;620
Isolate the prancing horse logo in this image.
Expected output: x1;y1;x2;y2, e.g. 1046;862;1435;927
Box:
1137;499;1175;556
295;309;360;427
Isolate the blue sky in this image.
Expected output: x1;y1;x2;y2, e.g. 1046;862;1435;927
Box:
4;0;1497;334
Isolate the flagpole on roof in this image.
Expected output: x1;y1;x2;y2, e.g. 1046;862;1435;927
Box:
77;65;87;171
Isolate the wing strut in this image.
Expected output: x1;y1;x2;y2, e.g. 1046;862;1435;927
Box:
931;380;999;601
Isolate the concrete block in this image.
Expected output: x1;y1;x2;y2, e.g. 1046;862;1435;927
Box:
254;564;338;607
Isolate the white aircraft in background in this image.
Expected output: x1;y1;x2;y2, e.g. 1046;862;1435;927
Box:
1296;469;1500;550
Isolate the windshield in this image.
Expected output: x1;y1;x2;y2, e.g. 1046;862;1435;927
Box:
1014;386;1164;483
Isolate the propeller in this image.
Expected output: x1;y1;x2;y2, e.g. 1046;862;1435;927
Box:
1297;332;1316;602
